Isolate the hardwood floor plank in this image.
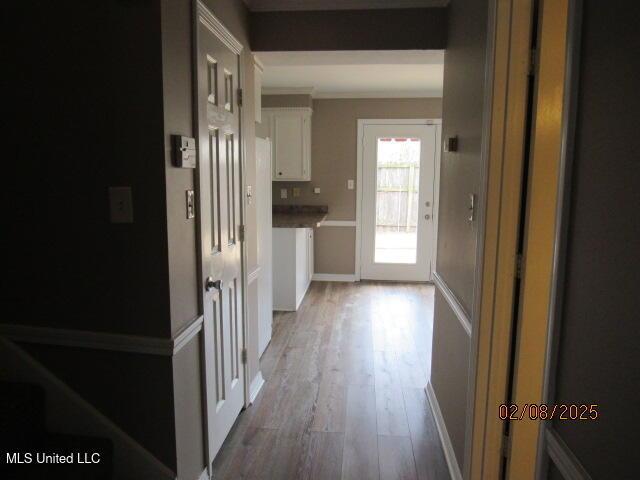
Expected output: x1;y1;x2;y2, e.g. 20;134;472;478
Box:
374;350;401;389
300;432;345;480
396;350;428;389
376;384;410;436
378;435;418;480
312;380;347;433
342;384;379;480
402;387;450;480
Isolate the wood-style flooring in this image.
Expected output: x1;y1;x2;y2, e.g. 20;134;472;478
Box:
212;281;449;480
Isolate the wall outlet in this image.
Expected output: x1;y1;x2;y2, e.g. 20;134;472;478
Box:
109;186;134;223
347;179;355;190
292;187;301;198
280;188;288;199
313;187;321;194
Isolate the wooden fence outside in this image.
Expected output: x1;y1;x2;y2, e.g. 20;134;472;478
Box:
376;162;420;231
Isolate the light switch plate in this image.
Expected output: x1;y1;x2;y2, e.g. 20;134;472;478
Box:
313;187;321;194
186;190;195;219
347;179;355;190
109;186;134;224
280;188;288;199
292;187;301;198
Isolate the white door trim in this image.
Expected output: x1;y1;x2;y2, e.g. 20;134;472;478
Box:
356;118;442;282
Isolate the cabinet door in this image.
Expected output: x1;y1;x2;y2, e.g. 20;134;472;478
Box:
301;115;311;181
273;113;305;180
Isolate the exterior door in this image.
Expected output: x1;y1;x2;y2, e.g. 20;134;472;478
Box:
360;122;439;281
196;4;245;463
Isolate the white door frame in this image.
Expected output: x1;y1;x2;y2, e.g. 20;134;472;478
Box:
356;118;442;281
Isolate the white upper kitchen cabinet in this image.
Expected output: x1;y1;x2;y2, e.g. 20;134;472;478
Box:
262;107;312;181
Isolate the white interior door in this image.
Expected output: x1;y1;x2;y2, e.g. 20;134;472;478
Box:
196;4;245;464
360;123;438;281
256;138;272;356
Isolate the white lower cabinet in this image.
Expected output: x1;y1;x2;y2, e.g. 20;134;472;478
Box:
272;227;314;311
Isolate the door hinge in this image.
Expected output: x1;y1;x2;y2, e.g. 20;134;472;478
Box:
239;224;245;242
529;48;537;76
241;348;247;365
237;88;243;107
502;433;511;458
516;253;524;279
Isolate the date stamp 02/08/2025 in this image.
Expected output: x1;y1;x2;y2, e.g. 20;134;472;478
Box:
499;403;599;421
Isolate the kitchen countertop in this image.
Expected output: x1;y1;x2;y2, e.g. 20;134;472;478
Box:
272;205;329;228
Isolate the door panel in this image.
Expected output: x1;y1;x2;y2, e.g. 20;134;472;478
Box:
360;123;438;281
196;6;245;464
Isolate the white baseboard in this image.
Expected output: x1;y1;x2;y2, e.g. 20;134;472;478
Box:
425;382;463;480
249;371;265;404
312;273;357;282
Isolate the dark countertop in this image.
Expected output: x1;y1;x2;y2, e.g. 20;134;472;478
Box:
272;205;329;228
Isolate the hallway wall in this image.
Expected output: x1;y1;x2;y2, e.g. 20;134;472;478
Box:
429;0;489;471
547;1;640;477
4;0;178;471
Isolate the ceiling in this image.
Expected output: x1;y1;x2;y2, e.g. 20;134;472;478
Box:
258;50;444;98
244;0;448;11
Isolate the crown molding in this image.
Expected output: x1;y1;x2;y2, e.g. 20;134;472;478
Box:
197;1;243;55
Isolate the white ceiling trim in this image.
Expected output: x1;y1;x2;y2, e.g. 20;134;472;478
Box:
243;0;448;11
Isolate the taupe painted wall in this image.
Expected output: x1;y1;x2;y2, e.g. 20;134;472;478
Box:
548;2;640;477
431;290;470;462
264;97;443;275
430;0;489;471
263;94;313;108
250;8;448;51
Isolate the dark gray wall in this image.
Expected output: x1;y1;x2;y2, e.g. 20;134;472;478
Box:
431;290;471;463
549;2;640;478
20;343;176;470
4;0;171;338
430;0;489;470
250;8;447;51
3;0;191;474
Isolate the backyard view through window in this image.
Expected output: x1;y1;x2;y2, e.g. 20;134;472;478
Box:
375;137;421;264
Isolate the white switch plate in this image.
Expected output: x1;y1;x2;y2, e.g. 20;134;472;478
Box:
313;187;321;194
347;179;355;190
109;186;134;223
280;188;288;199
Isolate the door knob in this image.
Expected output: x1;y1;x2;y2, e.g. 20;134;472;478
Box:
205;277;222;292
424;214;431;220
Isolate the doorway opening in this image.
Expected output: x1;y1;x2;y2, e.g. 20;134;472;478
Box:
358;119;441;282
